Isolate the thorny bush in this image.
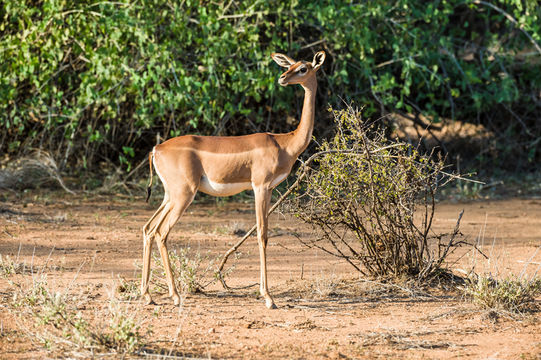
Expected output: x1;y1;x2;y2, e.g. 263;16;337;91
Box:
287;106;463;282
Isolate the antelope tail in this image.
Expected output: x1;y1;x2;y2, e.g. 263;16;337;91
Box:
146;150;154;202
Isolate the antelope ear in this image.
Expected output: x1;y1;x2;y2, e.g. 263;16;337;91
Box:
271;53;296;68
312;51;326;71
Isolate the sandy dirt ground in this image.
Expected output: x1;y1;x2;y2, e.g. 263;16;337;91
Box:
0;192;540;359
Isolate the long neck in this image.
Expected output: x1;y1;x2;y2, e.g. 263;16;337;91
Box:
288;77;317;157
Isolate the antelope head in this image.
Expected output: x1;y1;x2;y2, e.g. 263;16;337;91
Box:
271;51;326;86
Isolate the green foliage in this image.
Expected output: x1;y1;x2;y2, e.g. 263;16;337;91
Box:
310;0;540;171
0;0;292;171
0;0;539;174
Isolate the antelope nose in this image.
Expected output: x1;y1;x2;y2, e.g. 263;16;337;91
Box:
280;74;286;79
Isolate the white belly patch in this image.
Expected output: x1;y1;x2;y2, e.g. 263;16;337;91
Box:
199;176;252;197
198;173;289;197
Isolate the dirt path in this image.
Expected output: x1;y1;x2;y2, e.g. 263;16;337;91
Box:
1;194;540;359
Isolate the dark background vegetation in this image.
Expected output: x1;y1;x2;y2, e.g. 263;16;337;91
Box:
1;0;540;185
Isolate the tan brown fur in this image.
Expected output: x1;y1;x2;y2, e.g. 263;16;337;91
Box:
141;51;326;309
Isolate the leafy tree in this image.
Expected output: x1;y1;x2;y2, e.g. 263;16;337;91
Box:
1;0;539;175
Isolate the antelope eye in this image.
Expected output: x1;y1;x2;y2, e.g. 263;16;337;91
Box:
299;67;307;74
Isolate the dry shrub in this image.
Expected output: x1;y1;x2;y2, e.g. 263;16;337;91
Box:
0;151;74;193
287;106;463;282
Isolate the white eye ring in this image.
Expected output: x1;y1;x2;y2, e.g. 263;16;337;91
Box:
298;67;307;74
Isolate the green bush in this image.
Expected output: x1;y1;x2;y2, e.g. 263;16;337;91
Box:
0;0;294;172
1;0;539;175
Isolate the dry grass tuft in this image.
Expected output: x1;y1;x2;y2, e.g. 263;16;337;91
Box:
0;151;74;193
116;275;140;301
0;254;30;277
150;247;231;295
463;274;541;313
460;236;541;315
8;275;148;358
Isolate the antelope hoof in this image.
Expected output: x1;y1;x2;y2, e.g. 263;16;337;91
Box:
265;298;277;309
172;293;181;306
142;294;155;306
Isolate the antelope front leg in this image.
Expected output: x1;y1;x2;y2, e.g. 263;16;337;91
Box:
254;185;276;309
